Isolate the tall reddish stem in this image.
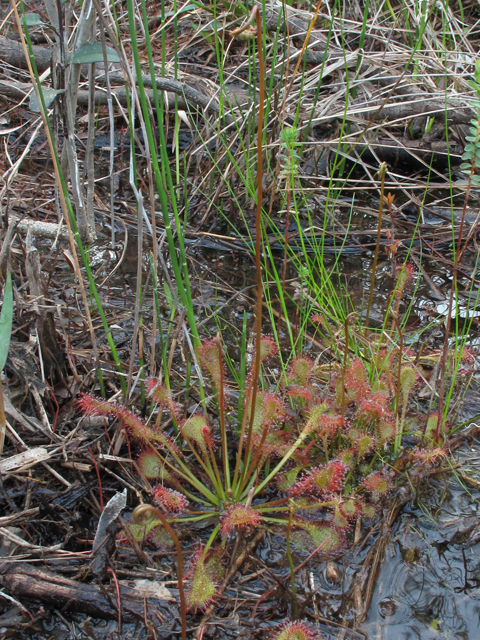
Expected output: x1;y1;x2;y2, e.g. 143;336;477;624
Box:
230;6;266;494
133;504;186;640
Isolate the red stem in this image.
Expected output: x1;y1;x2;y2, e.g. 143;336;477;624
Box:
239;5;265;488
216;333;229;486
133;504;187;640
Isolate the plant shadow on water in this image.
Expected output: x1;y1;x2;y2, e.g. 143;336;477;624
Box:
361;480;480;640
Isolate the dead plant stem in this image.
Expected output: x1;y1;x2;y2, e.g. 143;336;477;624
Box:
11;0;105;396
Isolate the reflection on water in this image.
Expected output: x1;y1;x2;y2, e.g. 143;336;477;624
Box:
361;481;480;640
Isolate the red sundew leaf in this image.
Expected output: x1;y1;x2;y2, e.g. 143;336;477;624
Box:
258;335;278;361
345;360;370;400
288;474;315;497
277;465;304;491
361;503;378;520
310;460;347;493
147;379;181;418
117;407;152;439
305;403;329;431
179;414;212;452
78;394;154;445
372;378;390;395
357;391;390;422
316;413;343;439
376;419;396;447
395;261;416;287
186;546;223;612
399;367;418;401
460;347;476;365
197;338;223;390
375;349;394;373
270;619;320;640
251;428;290;461
78;393;112;416
412;447;447;468
136;450;172;481
152;486;188;513
262;393;285;425
424;412;440;443
131;421;181;454
329;496;362;530
246;392;265;435
332;505;350;531
356;434;376;458
363;472;392;500
147;525;176;549
337;447;356;468
201;425;215;449
290;520;345;554
290;460;347;497
151;430;181;454
287;386;314;402
340;498;362;520
220;503;262;539
346;427;361;443
247;392;285;435
120;518;173;549
287;356;315;386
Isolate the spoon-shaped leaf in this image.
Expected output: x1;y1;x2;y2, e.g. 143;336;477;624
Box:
24;13;44;27
29;88;65;112
71;42;120;64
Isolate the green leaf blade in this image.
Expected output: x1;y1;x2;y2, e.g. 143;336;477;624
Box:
71;42;120;64
29;88;65;112
0;273;13;372
24;13;44;27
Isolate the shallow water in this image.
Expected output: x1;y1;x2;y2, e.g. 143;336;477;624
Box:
361;482;480;640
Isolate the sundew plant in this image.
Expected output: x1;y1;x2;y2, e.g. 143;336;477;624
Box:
79;328;447;612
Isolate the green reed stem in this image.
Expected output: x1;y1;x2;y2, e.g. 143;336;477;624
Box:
365;162;388;327
130;0;200;348
286;502;299;619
